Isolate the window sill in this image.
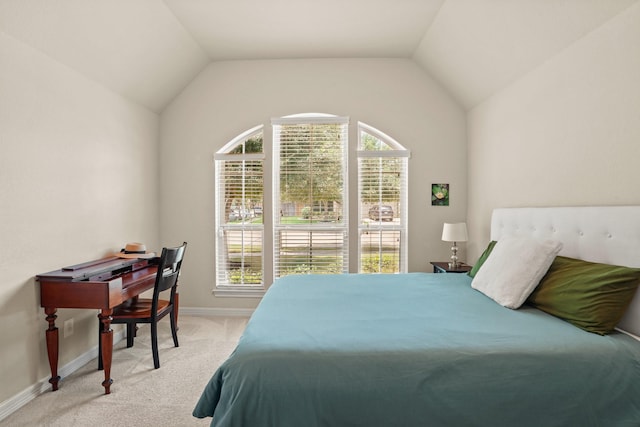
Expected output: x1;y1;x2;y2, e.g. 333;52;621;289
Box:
213;287;266;298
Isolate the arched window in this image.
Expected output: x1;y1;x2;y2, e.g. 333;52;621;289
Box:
213;118;409;294
358;122;409;273
214;125;264;288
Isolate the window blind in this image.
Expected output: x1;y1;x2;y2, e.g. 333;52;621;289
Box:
357;125;409;273
272;116;349;278
215;129;264;287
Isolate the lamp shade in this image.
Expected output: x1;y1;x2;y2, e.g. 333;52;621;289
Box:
442;222;468;242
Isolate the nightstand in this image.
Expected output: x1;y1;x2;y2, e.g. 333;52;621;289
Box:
430;261;471;274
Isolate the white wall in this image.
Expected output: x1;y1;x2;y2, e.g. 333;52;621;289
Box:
467;3;640;260
0;32;160;403
161;58;467;310
3;0;636;410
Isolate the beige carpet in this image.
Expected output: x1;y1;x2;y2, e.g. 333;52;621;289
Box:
1;316;248;427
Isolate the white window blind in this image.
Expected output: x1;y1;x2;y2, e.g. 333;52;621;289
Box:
214;127;264;288
358;123;409;273
273;116;349;278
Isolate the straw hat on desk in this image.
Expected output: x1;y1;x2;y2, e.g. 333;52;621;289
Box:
115;242;156;259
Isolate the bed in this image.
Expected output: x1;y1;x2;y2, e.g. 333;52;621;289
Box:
193;206;640;426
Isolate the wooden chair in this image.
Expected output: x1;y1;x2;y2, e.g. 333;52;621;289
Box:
99;242;187;369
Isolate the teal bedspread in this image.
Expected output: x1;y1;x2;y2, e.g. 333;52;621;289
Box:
193;273;640;426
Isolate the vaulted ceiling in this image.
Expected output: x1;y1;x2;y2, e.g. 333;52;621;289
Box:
1;0;636;112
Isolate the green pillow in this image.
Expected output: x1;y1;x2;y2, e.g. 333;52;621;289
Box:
528;256;640;335
468;240;497;278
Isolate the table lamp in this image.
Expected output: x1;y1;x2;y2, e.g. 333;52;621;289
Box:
442;222;468;269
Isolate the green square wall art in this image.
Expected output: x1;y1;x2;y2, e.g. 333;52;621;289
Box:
432;183;449;206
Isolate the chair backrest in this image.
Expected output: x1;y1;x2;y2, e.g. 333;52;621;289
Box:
151;242;187;312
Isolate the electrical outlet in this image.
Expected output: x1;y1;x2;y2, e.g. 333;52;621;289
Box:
63;318;74;338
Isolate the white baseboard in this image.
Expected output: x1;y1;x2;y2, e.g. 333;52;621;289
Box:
181;306;255;317
0;329;125;423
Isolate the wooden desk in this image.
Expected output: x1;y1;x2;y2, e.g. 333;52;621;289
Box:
37;257;158;394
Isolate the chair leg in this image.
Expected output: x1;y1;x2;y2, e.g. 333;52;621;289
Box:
126;323;135;348
151;321;160;369
170;308;179;348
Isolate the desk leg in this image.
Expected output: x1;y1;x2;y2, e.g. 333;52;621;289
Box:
44;308;61;391
98;310;114;394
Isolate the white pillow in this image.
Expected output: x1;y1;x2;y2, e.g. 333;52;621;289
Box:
471;237;563;309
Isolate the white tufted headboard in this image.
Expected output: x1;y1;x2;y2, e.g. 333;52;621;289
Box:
490;206;640;337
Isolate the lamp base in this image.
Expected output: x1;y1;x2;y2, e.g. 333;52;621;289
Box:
449;243;459;269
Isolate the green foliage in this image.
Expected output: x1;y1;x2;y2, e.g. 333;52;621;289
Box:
361;254;400;273
227;268;263;285
224;135;264;222
280;261;342;276
229;136;263;154
279;123;343;206
431;184;449;206
227;252;400;282
359;132;401;204
360;132;391;151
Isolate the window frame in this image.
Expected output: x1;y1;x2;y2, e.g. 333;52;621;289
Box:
214;125;266;297
357;122;410;274
272;115;350;279
213;118;410;296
